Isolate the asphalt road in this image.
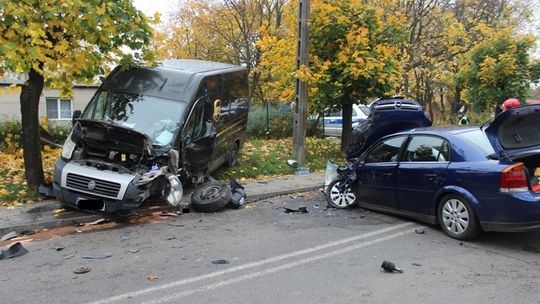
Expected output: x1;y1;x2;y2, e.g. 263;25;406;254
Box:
2;191;540;304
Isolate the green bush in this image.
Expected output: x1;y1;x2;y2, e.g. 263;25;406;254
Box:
0;119;71;149
247;103;323;138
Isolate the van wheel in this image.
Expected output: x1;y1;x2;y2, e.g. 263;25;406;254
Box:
227;143;239;167
191;181;232;213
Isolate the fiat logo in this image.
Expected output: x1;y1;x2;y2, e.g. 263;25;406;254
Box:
87;180;96;190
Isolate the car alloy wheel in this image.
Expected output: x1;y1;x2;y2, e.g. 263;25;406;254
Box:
326;179;357;208
438;194;480;240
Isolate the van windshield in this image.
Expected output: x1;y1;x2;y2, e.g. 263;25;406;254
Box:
83;90;187;148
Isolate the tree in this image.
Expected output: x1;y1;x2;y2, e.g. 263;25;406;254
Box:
305;0;406;153
461;31;537;110
0;0;153;195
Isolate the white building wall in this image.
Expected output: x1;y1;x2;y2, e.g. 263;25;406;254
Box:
0;86;97;122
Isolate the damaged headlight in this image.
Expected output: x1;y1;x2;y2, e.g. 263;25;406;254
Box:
61;132;76;161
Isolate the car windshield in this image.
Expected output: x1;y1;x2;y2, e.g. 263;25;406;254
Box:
83;90;187;148
358;105;370;116
456;129;497;159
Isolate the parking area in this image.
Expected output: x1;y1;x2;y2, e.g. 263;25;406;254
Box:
2;191;540;304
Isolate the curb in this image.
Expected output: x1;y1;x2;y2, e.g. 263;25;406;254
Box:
0;184;325;236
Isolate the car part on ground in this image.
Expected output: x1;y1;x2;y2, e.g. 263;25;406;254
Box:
0;242;28;260
227;179;246;209
191;181;232;213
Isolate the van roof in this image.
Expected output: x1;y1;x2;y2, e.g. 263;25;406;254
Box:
160;59;246;74
101;60;247;102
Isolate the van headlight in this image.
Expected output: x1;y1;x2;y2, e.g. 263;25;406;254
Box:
61;133;76;160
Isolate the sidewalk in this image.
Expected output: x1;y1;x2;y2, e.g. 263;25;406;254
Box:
0;172;325;236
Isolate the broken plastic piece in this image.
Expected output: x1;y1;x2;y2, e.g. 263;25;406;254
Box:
0;231;17;242
0;242;29;260
211;259;230;265
73;266;91;274
51;244;65;251
82;251;112;259
381;260;403;273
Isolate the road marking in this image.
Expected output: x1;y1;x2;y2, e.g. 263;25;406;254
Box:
144;228;416;304
88;222;415;304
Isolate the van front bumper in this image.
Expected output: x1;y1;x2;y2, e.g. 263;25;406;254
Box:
53;158;145;212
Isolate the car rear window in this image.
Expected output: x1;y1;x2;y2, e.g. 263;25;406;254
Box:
456;130;496;157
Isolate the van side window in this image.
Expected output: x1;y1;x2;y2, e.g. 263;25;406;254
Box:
184;98;206;143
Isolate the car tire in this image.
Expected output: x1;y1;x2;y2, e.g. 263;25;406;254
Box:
437;194;481;240
227;142;239;167
326;179;358;208
191;181;232;213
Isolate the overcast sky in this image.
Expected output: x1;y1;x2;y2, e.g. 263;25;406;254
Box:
133;0;177;18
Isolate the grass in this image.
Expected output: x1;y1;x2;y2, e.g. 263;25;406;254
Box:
0;137;343;207
213;137;344;181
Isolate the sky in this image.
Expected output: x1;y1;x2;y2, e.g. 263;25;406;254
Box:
133;0;177;18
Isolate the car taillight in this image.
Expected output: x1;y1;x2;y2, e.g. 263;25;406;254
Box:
500;163;529;192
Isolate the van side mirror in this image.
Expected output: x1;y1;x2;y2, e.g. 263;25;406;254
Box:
72;110;81;125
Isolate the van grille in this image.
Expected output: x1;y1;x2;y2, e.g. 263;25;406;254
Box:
66;173;121;198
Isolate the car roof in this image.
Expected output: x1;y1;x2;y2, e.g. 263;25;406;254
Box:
393;125;479;136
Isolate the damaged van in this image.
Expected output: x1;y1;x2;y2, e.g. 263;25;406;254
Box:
53;59;249;212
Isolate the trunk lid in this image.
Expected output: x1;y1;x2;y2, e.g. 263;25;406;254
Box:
484;104;540;161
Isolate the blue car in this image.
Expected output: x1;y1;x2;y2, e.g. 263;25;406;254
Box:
327;104;540;240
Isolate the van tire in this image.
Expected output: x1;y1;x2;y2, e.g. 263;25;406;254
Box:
227;143;240;167
191;181;232;213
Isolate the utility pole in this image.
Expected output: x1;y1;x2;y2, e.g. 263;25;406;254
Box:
293;0;309;164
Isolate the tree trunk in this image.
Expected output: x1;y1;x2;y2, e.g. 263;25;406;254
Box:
20;68;45;195
340;103;353;155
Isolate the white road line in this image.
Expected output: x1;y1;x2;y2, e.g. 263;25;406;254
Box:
145;229;416;304
88;222;415;304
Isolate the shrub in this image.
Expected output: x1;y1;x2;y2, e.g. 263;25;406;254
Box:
0;118;71;149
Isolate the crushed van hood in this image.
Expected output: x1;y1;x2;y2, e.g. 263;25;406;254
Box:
72;119;154;155
484;104;540;160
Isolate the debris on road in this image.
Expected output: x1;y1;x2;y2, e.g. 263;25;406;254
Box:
211;259;230;265
157;211;179;217
147;275;158;281
283;206;309;213
414;228;425;234
381;260;403;273
83;218;109;226
227;179;247;209
1;231;17;242
82;251;112;259
171;245;183;249
166;236;177;240
128;249;140;254
62;254;75;260
0;242;29;260
412;263;422;267
73;266;91;274
51;243;65;251
191;181;232;213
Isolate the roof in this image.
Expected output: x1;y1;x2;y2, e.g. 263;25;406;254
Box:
160;59;245;74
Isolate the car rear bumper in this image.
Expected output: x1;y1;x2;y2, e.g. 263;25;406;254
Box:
479;192;540;232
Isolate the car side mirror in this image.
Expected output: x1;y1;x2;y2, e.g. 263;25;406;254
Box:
72;110;81;125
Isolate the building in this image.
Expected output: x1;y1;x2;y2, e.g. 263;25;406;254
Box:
0;77;98;122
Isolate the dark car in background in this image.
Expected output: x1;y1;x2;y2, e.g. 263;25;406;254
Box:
327;104;540;240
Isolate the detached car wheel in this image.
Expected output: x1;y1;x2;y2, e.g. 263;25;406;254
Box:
191;181;232;213
438;194;481;240
326;179;358;209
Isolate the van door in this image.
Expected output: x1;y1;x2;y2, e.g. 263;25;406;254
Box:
204;76;229;170
182;96;216;177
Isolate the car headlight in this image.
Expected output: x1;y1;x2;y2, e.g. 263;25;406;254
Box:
61;132;76;160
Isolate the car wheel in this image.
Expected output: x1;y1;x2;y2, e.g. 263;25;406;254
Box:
227;143;239;167
326;179;357;208
191;181;232;213
437;194;481;240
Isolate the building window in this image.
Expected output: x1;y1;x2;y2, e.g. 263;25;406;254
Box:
46;98;72;120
